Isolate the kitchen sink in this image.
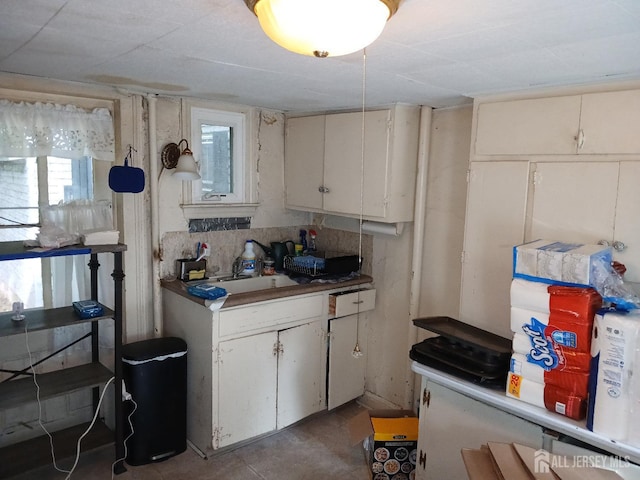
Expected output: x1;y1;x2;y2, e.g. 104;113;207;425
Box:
203;274;299;295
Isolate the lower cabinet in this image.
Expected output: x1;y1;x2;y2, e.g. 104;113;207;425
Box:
216;319;325;448
415;378;543;480
163;284;374;454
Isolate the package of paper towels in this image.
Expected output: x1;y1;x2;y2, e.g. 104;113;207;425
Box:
587;309;640;444
506;372;586;419
508;280;601;420
513;239;611;287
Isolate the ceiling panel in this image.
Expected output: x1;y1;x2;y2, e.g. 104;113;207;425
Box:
1;0;639;112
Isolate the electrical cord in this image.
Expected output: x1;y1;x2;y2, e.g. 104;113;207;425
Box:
24;317;118;479
63;376;115;480
112;397;137;479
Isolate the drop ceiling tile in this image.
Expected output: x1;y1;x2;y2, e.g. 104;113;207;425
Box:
550;32;640;78
501;2;640;48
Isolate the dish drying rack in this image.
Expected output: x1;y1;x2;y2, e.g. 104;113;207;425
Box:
284;252;361;278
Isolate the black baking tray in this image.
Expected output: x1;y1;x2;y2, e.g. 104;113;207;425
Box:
409;343;508;390
410;337;507;378
413;316;512;358
411;316;512;388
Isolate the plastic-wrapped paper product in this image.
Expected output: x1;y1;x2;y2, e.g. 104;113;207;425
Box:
587;309;640;441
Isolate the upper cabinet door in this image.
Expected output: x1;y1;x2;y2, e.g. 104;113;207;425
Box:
474;96;582;155
529;162;618;244
579;90;640;154
323;110;390;217
285;115;325;210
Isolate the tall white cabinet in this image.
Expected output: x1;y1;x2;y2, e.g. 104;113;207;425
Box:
460;87;640;338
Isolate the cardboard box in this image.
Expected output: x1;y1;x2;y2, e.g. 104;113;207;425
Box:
513;240;611;287
461;442;625;480
349;409;419;480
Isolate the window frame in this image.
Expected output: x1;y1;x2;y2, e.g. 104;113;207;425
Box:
188;107;247;205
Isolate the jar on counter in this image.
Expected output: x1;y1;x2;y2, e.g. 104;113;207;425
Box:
262;257;275;276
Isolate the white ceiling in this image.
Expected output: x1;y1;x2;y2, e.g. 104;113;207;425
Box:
1;0;640;113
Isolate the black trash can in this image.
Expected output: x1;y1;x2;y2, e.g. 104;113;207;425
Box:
122;336;187;466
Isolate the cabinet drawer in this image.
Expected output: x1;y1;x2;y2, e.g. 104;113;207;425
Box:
219;294;324;337
329;289;376;318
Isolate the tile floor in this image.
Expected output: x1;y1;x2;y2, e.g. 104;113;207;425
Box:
8;402;371;480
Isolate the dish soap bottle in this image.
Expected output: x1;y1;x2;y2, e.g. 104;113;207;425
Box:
241;240;256;275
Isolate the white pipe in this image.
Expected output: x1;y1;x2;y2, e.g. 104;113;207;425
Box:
404;105;432;409
147;94;162;337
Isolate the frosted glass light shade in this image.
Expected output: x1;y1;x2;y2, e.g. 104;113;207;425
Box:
173;150;200;180
248;0;399;57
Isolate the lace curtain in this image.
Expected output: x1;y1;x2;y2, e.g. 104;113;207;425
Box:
0;99;115;161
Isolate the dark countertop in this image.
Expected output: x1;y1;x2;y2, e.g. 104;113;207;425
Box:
161;274;374;309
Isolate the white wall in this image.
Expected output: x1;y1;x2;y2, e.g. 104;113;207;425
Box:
0;72;473;421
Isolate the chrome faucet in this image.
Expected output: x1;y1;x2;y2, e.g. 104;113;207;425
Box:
231;256;243;278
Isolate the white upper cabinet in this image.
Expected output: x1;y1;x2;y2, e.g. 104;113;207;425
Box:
475;96;582;155
579;90;640;154
284;114;325;211
473;88;640;156
285;105;420;223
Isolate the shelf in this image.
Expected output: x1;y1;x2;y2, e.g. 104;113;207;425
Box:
0;362;113;410
0;305;115;338
0;241;127;261
0;419;114;478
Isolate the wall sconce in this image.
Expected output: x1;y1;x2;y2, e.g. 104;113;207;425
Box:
161;139;201;180
244;0;400;58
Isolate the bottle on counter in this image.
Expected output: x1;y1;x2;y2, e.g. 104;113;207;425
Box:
241;240;256;274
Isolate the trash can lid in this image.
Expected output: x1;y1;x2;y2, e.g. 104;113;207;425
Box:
122;336;187;362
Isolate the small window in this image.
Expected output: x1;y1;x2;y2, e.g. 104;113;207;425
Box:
190;108;246;204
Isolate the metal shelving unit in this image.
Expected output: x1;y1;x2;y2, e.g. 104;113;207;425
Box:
0;242;126;477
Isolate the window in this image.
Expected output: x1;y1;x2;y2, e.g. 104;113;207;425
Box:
0;155;95;310
189;108;246;204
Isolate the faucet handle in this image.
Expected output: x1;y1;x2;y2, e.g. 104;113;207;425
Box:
232;256;243;275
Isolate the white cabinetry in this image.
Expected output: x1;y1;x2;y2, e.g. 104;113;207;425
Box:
462;88;640;338
162;290;327;454
217;319;325;448
579;90;640;154
459;161;529;338
475;95;581;155
285;105;420;222
460;159;640;338
326;289;376;410
414;376;542;480
474;89;640;156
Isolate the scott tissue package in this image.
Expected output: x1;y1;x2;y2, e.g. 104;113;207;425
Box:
506;279;602;420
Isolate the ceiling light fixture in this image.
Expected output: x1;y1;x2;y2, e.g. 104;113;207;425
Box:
244;0;400;58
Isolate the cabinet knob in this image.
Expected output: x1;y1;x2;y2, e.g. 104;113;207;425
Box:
318;186;330;193
613;241;626;252
598;239;626;252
